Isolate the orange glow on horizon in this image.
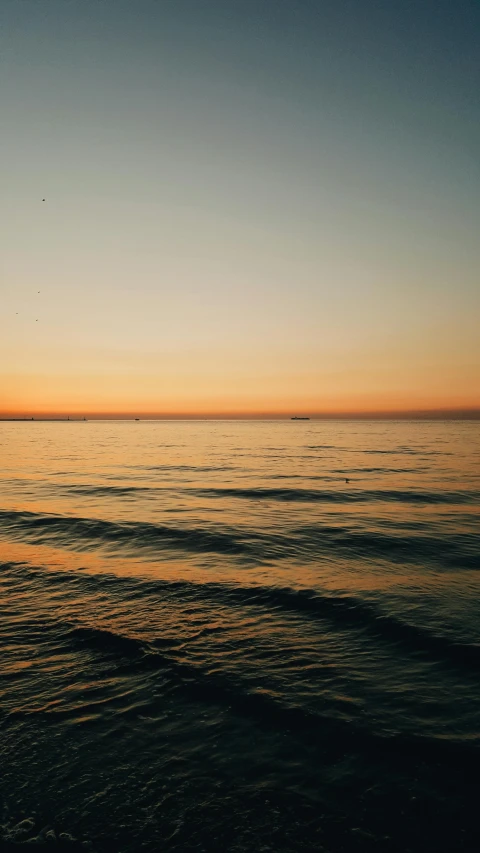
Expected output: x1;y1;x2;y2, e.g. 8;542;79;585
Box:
1;405;479;421
2;336;479;422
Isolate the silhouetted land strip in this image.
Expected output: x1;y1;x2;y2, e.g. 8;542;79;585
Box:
0;418;87;422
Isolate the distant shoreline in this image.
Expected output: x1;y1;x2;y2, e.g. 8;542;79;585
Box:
0;418;88;422
1;414;479;422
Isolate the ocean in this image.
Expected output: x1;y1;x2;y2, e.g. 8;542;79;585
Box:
1;419;479;852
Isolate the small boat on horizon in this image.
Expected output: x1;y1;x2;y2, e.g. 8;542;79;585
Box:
291;416;310;420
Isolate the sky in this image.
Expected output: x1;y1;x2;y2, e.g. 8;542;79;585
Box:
1;0;479;417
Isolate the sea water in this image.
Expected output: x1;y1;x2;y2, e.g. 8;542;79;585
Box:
1;420;479;851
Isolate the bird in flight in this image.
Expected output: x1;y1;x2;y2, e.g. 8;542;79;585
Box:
42;199;45;202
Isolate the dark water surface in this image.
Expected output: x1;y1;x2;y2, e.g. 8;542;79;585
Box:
1;420;479;852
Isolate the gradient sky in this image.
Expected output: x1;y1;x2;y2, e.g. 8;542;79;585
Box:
1;0;479;416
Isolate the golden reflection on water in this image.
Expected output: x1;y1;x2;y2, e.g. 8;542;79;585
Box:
1;521;477;607
1;419;479;595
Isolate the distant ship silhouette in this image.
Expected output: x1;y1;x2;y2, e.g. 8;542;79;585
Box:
291;416;310;420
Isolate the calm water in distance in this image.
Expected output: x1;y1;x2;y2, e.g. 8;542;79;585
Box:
1;420;479;852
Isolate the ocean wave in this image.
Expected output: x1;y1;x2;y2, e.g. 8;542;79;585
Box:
189;486;479;505
0;509;250;557
1;508;478;569
44;621;480;763
65;624;150;657
66;484;155;497
331;467;429;474
139;464;236;472
18;479;478;505
359;448;450;456
3;560;479;669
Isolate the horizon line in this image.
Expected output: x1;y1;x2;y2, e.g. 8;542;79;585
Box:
1;407;479;421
